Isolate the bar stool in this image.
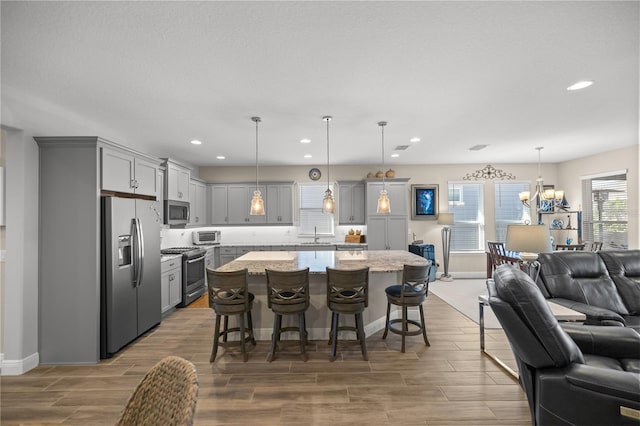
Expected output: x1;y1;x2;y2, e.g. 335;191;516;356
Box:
207;268;256;362
326;267;370;362
265;268;310;362
382;262;431;353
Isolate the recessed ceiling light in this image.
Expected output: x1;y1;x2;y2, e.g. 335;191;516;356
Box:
216;156;225;160
391;153;400;158
410;137;420;143
190;139;202;145
304;154;312;158
567;80;594;91
300;138;311;144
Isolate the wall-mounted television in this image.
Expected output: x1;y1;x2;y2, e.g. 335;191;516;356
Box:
411;184;439;220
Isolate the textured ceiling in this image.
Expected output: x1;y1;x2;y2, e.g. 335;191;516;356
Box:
2;1;638;167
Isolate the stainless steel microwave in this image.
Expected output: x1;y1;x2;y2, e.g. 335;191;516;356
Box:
164;200;190;226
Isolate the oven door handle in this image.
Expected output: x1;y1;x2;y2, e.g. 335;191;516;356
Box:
186;255;205;264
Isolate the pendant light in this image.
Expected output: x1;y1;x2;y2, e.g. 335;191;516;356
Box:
249;116;265;215
377;121;391;213
322;115;335;214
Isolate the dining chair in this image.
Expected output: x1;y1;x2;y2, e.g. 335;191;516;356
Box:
589;241;604;252
555;244;586;251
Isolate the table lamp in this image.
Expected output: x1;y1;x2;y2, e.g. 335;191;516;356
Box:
438;213;454;281
505;224;552;280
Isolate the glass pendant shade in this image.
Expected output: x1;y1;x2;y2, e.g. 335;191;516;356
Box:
377;188;391;213
322;188;335;214
250;190;265;215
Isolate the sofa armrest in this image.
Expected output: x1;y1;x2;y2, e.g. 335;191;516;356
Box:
561;323;640;359
551;298;626;325
565;364;640;402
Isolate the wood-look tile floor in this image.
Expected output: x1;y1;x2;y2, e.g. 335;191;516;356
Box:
1;294;528;425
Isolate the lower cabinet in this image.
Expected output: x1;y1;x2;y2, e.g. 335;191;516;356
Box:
367;216;408;250
161;257;182;315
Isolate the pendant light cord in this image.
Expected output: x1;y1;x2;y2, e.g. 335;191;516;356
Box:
325;116;331;189
379;121;387;187
252;116;261;189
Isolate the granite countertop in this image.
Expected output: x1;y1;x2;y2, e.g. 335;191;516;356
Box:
161;254;182;262
216;242;367;247
215;250;427;274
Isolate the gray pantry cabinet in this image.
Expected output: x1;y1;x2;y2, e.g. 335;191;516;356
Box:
365;178;409;250
337;181;365;225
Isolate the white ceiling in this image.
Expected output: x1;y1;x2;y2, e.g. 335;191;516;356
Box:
2;1;638;167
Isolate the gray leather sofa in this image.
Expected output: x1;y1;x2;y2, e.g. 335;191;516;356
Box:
537;250;640;333
488;265;640;425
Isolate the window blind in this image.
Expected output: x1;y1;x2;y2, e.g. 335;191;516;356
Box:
494;182;531;242
299;183;334;235
448;182;484;251
581;172;628;249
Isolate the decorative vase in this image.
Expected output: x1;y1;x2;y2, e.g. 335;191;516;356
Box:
366;172;374;178
385;169;395;178
375;171;384;178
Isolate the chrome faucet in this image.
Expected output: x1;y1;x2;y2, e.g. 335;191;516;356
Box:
314;226;320;243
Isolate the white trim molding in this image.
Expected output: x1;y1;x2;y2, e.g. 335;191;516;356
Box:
1;352;39;376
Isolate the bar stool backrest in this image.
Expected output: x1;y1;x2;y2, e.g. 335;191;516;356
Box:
265;268;310;312
326;267;370;307
208;268;250;314
401;263;431;301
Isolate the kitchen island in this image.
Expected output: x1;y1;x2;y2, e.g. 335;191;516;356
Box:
215;250;429;340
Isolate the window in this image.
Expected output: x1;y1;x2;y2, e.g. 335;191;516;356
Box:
298;183;334;235
448;182;484;251
494;182;531;242
581;171;628;249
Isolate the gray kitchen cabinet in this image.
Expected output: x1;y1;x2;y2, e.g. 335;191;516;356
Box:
101;146;159;197
210;184;228;225
227;184;266;224
164;160;191;202
267;183;294;225
367;215;408;250
219;246;237;265
296;244;337;251
157;169;165;224
188;179;208;226
204;246;215;283
338;181;365;225
366;179;409;216
161;257;182;315
365;178;409;251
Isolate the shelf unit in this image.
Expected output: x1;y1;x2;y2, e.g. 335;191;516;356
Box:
538;210;582;245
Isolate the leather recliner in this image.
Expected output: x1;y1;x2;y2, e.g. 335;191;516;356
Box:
488;265;640;425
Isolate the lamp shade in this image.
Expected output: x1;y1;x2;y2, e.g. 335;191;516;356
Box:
505;224;552;255
438;213;454;225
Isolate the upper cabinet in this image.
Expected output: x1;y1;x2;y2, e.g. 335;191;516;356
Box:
337;181;365;225
365;179;409;216
267;184;294;225
209;182;294;226
101;147;159;197
188;179;208;226
164;160;191;202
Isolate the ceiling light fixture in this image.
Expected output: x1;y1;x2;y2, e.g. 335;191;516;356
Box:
519;147;567;211
567;80;594;91
300;138;311;144
190;139;202;145
304;154;312;158
322;116;335;214
216;156;225;160
377;121;390;214
410;137;420;143
249;116;265;216
391;153;399;158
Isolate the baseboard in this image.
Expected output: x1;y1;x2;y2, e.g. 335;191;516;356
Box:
442;271;486;280
1;352;39;376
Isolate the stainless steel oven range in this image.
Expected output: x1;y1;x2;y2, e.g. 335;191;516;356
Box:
160;246;206;307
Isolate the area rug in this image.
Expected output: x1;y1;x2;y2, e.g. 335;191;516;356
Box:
429;278;501;329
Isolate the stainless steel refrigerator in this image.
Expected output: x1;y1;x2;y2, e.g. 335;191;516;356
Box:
100;196;162;358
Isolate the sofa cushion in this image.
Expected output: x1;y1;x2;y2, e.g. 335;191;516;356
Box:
538;252;629;315
598;250;640;315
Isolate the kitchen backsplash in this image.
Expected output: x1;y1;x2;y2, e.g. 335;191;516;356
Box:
160;225;366;248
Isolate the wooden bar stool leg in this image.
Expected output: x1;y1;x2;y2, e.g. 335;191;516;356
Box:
419;304;430;346
356;312;368;361
267;314;280;362
328;312;335;345
239;312;247;362
299;312;308;362
330;312;339;362
222;316;229;342
247;311;256;346
382;301;391;339
401;306;408;353
210;314;222;363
